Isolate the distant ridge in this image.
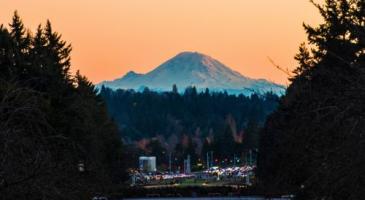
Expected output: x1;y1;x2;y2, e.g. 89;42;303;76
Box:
98;51;285;95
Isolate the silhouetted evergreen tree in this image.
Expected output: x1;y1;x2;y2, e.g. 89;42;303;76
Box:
213;124;235;159
172;84;178;93
258;1;365;199
146;139;167;166
243;120;260;151
0;12;126;200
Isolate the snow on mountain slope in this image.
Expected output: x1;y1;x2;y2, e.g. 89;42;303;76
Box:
98;52;285;95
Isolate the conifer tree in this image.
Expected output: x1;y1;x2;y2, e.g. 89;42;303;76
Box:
172;84;178;93
0;12;127;200
8;11;31;79
258;1;365;199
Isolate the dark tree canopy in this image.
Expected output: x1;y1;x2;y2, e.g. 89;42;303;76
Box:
100;86;279;169
258;1;365;199
0;12;126;200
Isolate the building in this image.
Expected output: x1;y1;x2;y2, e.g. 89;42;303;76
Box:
139;156;157;172
183;155;191;174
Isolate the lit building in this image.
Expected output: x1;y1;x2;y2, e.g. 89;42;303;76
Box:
139;156;157;172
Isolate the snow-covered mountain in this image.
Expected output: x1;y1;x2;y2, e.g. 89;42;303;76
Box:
98;52;285;95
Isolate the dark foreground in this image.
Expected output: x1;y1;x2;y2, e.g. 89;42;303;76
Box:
124;198;291;200
108;186;292;200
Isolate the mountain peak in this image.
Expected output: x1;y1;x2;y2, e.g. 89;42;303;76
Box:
176;51;204;56
98;52;285;95
157;51;224;75
173;51;213;62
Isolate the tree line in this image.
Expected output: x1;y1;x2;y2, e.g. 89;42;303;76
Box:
0;12;126;200
100;86;279;170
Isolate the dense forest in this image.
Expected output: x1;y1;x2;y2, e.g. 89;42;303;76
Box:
4;0;365;199
0;12;126;200
258;0;365;199
100;86;279;169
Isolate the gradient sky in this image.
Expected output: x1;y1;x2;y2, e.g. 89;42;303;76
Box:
0;0;323;85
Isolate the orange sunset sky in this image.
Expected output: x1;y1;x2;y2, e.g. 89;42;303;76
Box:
1;0;324;85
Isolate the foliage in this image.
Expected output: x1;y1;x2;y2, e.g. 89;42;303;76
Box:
0;12;126;200
257;1;365;199
100;86;279;169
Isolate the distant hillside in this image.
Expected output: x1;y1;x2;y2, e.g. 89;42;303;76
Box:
98;52;285;95
100;87;280;163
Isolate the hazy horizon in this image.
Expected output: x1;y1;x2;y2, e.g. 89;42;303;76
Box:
1;0;324;85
